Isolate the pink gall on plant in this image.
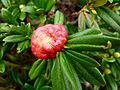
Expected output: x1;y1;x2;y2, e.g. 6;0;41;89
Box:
31;24;68;59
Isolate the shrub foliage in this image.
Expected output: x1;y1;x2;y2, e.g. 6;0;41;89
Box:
0;0;120;90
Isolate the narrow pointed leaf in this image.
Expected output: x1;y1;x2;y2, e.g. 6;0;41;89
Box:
51;56;66;90
40;86;52;90
66;50;100;67
84;13;100;29
3;35;26;43
69;58;106;85
0;60;5;73
11;70;23;86
45;0;57;12
67;35;120;47
60;52;82;90
17;40;30;53
29;60;47;80
65;44;106;51
96;8;120;32
32;0;45;9
68;28;101;39
23;83;35;90
34;76;48;90
29;60;41;78
54;10;64;24
1;8;18;25
21;6;36;14
105;75;117;90
101;6;120;26
78;12;86;30
93;0;107;7
1;0;11;7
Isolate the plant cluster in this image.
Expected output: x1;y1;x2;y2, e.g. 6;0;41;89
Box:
0;0;120;90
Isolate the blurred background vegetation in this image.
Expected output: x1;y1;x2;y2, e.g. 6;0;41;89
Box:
0;0;120;90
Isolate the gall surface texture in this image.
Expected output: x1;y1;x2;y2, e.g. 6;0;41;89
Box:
31;24;68;59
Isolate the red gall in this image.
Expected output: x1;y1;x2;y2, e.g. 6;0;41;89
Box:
31;24;68;59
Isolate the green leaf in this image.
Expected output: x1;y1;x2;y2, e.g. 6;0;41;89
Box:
101;28;119;37
78;12;86;30
39;15;46;24
3;35;26;43
96;8;120;33
0;60;5;73
8;25;23;34
66;22;78;35
111;63;120;80
102;57;116;63
0;34;6;40
32;0;41;8
106;84;112;90
116;58;120;64
12;8;20;19
47;59;53;77
40;86;52;90
101;6;120;26
0;47;4;59
17;40;30;53
93;0;107;7
65;50;100;67
62;75;73;90
105;75;118;90
34;76;48;90
1;8;18;25
21;6;36;13
84;13;100;29
108;0;113;3
23;83;35;90
65;50;105;85
19;12;26;21
25;23;31;36
59;52;82;90
67;35;120;48
45;0;57;12
29;59;41;78
11;70;23;86
51;56;66;90
0;23;10;33
32;0;47;9
77;0;88;6
54;10;64;24
68;28;101;39
0;44;11;59
20;22;29;35
65;44;106;51
15;0;29;5
1;0;11;7
72;59;106;85
29;60;47;80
